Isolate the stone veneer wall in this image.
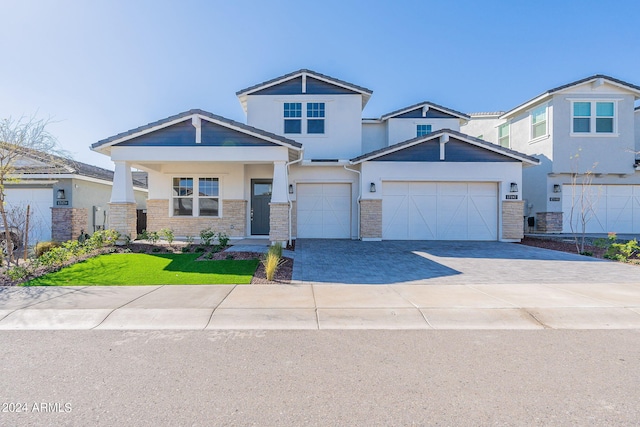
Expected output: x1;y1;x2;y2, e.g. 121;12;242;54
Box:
535;212;563;233
269;202;289;243
501;201;524;241
51;208;88;242
360;199;382;239
108;203;137;243
146;199;246;238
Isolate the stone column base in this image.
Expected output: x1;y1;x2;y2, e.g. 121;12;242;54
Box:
501;201;524;241
51;208;88;242
109;202;137;244
535;212;563;233
269;202;289;245
360;199;382;240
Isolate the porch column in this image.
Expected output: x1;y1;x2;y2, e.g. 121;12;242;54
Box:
269;161;289;244
109;160;137;243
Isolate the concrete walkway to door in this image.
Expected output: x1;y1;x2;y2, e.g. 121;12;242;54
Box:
291;239;640;285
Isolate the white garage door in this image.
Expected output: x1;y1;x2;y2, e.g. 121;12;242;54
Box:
562;185;640;233
382;182;498;240
4;187;52;242
297;183;351;238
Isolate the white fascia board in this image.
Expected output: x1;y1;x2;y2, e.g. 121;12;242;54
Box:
381;104;468;121
110;145;290;162
456;137;540;165
352;134;442;164
500;94;551;119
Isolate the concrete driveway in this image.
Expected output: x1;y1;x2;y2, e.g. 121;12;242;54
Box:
291;239;640;285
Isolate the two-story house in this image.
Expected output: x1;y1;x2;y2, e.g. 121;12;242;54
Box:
92;69;538;244
463;75;640;234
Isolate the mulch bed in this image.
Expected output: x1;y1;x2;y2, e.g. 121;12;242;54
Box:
518;237;607;258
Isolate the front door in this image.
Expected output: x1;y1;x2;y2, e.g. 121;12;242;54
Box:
251;180;272;235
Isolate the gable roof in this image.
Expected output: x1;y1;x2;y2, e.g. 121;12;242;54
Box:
380;101;470;122
91;109;302;154
502;74;640;119
9;146;147;188
350;128;540;165
235;69;373;112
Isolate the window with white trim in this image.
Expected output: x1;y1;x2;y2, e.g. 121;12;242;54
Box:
531;105;547;140
498;123;510;148
284;102;302;134
572;101;615;134
172;177;219;217
307;102;325;134
416;124;432;137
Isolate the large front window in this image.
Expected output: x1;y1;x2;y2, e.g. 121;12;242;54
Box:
572;101;615;134
172;177;219;217
531;105;547;140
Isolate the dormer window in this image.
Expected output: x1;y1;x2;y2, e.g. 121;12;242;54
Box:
284;103;302;134
572;101;615;134
416;124;432;137
307;103;325;134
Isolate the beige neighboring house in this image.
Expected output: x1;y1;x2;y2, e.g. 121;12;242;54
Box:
4;149;147;244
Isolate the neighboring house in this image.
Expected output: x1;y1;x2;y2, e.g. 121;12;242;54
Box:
92;69;539;244
4;149;147;243
463;75;640;234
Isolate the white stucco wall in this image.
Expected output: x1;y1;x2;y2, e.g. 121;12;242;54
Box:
460;116;503;144
386;118;461;146
635;109;640;152
245;94;363;160
362;121;387;154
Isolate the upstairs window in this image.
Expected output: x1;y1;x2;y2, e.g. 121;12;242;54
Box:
498;123;510;148
572;101;615;134
531;105;547;140
307;102;325;134
416;124;432;137
284;103;302;134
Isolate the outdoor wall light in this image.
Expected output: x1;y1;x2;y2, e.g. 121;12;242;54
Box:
288;184;294;194
510;183;518;193
553;184;561;193
370;182;376;193
57;189;66;199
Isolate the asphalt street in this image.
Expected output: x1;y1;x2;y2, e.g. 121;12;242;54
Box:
2;330;640;426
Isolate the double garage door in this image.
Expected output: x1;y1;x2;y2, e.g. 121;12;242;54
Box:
562;185;640;233
382;182;498;240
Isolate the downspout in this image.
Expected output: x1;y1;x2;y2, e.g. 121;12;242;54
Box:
286;149;304;246
343;164;361;240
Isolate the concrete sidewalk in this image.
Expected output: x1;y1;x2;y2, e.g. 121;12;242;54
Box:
2;282;640;330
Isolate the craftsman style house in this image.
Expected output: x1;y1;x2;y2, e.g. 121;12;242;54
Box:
92;70;539;243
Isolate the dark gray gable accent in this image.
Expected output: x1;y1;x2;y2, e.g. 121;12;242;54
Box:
252;77;303;95
394;108;460;120
306;76;358;95
373;137;518;162
116;120;276;147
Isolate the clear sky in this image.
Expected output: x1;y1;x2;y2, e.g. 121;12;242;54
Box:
2;0;639;170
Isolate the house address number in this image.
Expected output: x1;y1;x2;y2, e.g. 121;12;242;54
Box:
505;195;518;200
56;201;69;206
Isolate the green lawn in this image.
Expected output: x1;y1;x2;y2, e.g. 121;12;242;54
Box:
24;253;259;286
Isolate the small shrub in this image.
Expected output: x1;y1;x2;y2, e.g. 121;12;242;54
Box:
194;246;206;253
181;246;191;253
147;231;160;245
204;252;214;259
185;235;194;244
138;230;149;240
7;265;31;281
35;241;61;258
268;242;283;258
580;251;593;257
605;239;640;262
216;232;229;248
121;248;132;253
160;228;175;246
200;227;215;246
225;254;234;260
151;247;161;253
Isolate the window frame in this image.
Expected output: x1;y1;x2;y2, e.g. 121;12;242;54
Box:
283;102;302;134
306;102;325;134
570;99;619;137
416;124;432;137
529;104;548;142
498;122;510;148
171;175;222;218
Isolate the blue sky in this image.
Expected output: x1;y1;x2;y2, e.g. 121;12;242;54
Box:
2;0;639;169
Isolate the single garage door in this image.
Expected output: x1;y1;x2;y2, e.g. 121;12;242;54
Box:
4;187;52;242
382;182;498;240
297;183;351;238
562;184;640;233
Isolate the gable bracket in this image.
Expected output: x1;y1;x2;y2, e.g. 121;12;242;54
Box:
422;105;429;117
192;116;202;144
439;133;449;161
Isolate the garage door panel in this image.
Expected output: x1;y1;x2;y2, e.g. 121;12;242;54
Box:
383;182;497;241
4;188;52;242
297;184;351;238
562;185;640;233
